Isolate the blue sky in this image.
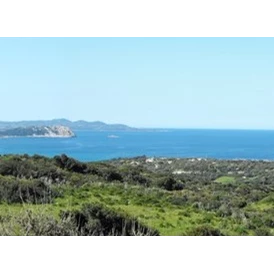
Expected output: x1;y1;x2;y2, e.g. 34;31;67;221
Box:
0;38;273;129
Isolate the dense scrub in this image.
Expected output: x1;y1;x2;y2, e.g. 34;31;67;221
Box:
0;176;59;204
0;154;274;236
0;204;158;236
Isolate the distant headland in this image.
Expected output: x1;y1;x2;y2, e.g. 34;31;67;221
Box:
0;126;76;138
0;119;138;132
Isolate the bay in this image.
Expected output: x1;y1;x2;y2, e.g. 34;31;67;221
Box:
1;129;274;162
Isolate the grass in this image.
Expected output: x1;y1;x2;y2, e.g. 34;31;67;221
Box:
1;181;273;236
0;183;229;235
247;194;274;211
215;176;236;184
1;154;274;236
0;183;272;236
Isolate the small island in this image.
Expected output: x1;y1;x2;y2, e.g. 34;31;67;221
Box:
0;126;76;138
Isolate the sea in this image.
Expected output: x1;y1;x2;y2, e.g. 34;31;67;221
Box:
1;129;274;162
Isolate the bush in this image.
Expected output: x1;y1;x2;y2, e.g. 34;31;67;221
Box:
105;171;123;182
158;177;184;191
63;203;159;236
128;172;150;186
0;177;59;204
255;228;271;236
188;225;224;236
0;155;66;183
54;154;88;174
0;210;78;236
0;204;159;236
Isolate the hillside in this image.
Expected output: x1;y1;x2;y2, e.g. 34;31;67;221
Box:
0;119;138;131
0;154;274;235
0;126;75;138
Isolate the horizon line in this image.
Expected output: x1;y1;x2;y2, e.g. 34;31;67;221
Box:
0;118;273;131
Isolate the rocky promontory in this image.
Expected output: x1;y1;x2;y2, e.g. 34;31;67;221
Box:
0;126;76;138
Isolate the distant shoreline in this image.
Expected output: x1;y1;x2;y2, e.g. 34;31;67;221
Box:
0;126;76;138
1;119;274;132
0;135;75;139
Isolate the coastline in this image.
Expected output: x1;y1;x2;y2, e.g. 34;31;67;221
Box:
0;134;76;138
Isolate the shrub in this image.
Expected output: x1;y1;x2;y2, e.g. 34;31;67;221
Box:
127;172;150;186
255;228;271;236
63;203;159;236
0;177;59;204
105;171;123;182
188;225;224;236
0;210;78;236
158;177;184;191
54;154;88;174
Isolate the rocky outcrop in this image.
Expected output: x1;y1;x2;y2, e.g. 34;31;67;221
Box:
0;126;76;138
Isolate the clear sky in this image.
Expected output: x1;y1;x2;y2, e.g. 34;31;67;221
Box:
0;38;273;129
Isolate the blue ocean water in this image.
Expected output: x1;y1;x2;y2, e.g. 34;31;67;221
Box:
1;129;274;162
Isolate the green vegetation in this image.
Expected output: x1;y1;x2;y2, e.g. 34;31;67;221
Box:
0;154;274;236
215;176;236;184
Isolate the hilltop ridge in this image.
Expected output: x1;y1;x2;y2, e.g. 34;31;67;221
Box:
0;119;137;131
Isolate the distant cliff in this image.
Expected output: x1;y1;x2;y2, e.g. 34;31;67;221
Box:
0;126;76;138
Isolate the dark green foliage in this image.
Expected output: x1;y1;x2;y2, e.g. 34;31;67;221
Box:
105;171;123;182
126;171;150;186
254;228;271;236
0;177;59;204
158;177;184;191
131;173;149;186
54;154;88;174
0;154;66;183
63;203;159;236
